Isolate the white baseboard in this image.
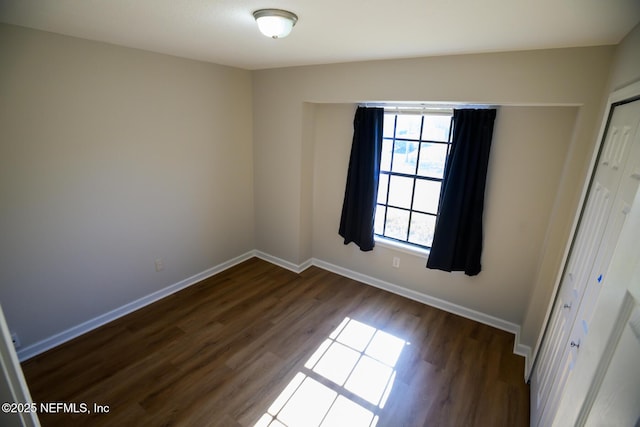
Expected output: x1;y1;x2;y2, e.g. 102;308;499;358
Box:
18;249;531;379
17;250;256;361
254;250;312;274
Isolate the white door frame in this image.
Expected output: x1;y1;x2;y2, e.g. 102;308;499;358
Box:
0;304;39;427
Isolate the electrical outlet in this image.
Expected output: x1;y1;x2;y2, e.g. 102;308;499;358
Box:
155;258;164;272
392;257;400;268
11;332;20;349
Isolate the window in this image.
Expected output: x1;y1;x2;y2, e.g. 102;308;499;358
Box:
374;110;453;249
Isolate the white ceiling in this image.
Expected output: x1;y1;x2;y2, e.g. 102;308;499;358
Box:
1;0;639;70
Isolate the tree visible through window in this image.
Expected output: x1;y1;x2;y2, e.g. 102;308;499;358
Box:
375;110;453;249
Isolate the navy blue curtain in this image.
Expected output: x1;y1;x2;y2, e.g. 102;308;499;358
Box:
427;109;497;276
339;106;384;251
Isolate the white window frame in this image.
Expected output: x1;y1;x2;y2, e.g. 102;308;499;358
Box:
374;107;453;253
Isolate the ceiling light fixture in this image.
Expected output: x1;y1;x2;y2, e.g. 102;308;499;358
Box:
253;9;298;39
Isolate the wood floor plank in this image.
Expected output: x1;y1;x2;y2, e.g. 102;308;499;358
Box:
21;258;529;426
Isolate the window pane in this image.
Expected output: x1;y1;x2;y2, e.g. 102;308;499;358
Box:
380;139;393;171
413;179;441;214
422;115;452;142
377;111;453;249
409;213;436;247
384;208;409;240
391;141;418;174
395;115;422;140
374;205;385;235
388;176;413;209
377;174;389;204
383;114;396;138
418;142;448;179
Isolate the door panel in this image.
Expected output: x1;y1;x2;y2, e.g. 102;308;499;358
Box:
573;104;640;364
540;346;577;427
532;99;640;427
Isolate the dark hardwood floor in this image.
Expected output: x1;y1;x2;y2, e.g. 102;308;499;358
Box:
21;258;529;426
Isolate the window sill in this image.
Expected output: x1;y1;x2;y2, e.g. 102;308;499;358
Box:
374;237;430;258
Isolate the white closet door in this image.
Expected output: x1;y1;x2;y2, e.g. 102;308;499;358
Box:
577;107;640;337
532;98;640;427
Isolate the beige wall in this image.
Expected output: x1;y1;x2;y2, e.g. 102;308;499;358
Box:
253;47;614;345
0;22;623;358
0;24;254;350
608;23;640;91
313;104;578;324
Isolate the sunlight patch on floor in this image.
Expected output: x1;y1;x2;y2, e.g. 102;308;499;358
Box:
255;317;407;427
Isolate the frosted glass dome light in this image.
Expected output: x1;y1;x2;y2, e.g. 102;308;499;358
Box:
253;9;298;39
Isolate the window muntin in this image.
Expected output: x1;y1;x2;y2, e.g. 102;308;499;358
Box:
375;111;453;249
